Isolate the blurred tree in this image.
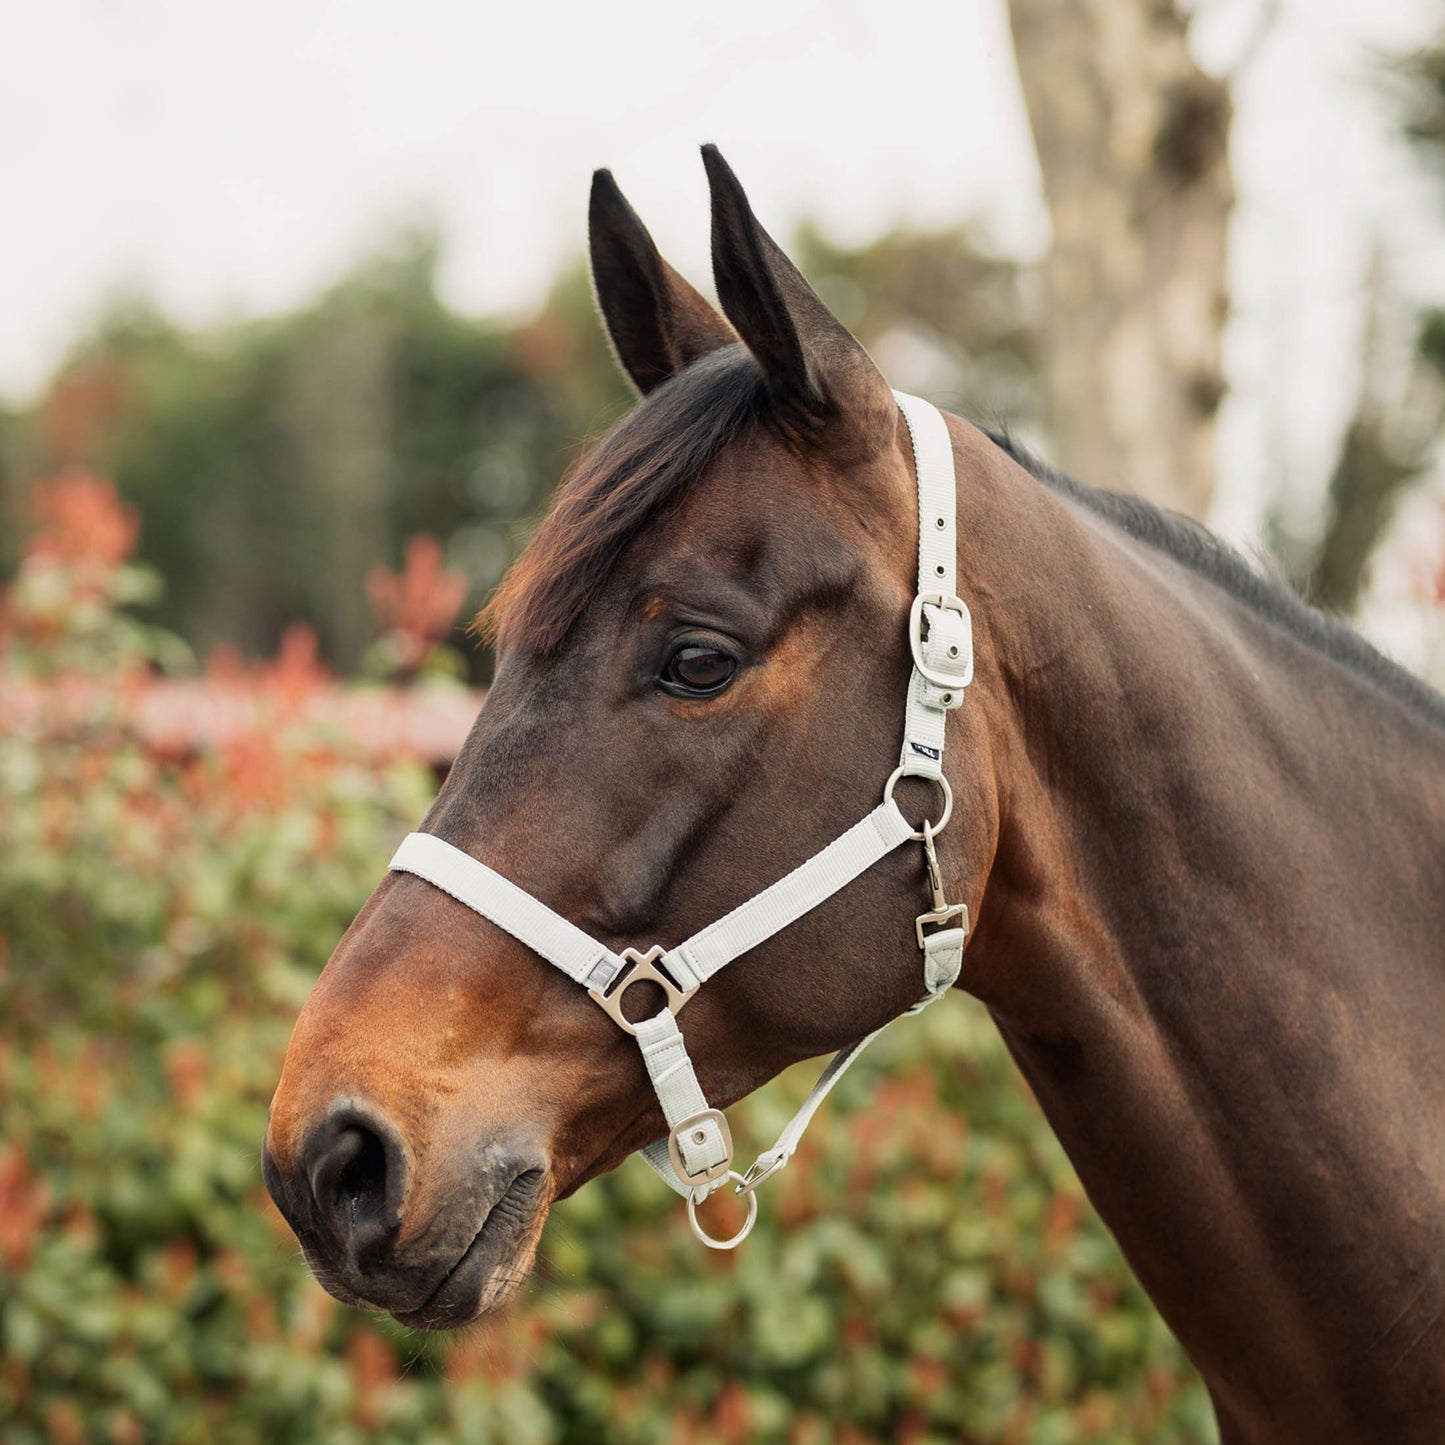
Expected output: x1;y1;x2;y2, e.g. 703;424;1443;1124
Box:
11;233;630;678
1008;0;1234;517
1269;37;1445;614
1401;37;1445;157
1295;255;1442;612
0;400;20;565
796;220;1040;430
8;222;1040;679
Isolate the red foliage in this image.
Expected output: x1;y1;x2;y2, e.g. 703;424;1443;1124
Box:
43;1399;86;1445
0;1146;49;1271
162;1239;198;1305
263;623;329;710
346;1327;397;1429
165;1040;210;1112
365;534;468;674
1404;501;1445;607
36;359;132;461
512;315;574;381
910;1355;949;1399
28;469;139;574
1043;1188;1083;1249
713;1380;751;1445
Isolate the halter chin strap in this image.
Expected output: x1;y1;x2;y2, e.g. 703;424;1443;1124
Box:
388;391;973;1249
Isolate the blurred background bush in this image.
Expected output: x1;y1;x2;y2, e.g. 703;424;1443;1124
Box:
4;2;1445;1442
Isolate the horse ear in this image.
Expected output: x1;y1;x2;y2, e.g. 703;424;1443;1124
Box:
589;169;736;396
701;144;895;449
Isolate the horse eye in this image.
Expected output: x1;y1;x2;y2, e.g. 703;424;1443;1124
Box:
661;644;737;697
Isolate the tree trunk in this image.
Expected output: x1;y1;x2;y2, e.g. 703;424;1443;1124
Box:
1008;0;1234;518
1306;252;1439;614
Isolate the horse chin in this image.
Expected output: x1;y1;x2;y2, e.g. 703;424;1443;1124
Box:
392;1219;547;1331
297;1202;549;1331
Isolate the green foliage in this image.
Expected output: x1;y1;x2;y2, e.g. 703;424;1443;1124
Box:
0;488;1215;1442
794;221;1039;428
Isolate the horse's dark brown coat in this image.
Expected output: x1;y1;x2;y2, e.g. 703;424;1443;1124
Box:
263;149;1445;1442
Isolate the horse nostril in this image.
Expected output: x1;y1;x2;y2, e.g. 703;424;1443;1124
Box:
303;1105;407;1258
338;1128;386;1224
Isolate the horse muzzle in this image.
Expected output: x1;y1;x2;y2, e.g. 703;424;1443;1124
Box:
261;1097;551;1329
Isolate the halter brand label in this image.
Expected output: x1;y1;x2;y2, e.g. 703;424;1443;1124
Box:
585;956;620;988
910;742;942;761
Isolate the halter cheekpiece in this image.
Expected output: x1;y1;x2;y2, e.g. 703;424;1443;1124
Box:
388;392;974;1248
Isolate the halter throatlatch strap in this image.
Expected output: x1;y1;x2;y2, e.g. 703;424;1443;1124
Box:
387;390;973;1248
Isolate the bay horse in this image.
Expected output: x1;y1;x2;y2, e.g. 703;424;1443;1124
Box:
263;147;1445;1442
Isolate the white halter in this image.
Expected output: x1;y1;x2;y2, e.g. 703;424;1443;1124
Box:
388;392;973;1248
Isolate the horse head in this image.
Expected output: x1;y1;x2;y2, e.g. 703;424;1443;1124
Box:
262;148;1003;1328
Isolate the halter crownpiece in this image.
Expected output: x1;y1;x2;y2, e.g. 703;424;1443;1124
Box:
387;391;973;1249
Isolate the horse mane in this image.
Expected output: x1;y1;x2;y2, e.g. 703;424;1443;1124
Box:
479;346;767;655
985;426;1445;733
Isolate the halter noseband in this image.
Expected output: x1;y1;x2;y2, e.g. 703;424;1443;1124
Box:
387;392;973;1248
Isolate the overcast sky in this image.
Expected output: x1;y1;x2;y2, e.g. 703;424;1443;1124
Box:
3;0;1442;547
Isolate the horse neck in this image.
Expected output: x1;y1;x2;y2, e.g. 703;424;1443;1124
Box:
955;436;1445;1440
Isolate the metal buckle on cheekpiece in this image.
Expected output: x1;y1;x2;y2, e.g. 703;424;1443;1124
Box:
587;946;698;1037
909;592;973;690
915;820;967;947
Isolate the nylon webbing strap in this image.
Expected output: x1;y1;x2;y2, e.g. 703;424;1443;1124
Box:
634;1011;730;1185
900;391;956;606
389;831;622;985
894;390;971;781
665;800;913;988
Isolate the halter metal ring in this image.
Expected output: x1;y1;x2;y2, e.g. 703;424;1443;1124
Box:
686;1171;759;1250
882;767;953;841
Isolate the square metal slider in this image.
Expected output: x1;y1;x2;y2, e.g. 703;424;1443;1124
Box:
587;945;697;1037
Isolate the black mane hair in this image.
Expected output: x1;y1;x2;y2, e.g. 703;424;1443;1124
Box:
985;426;1445;732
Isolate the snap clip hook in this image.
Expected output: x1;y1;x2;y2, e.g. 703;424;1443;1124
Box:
915;820;968;947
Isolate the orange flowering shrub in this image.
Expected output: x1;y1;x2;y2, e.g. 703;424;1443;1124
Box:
28;469;140;574
365;534;470;680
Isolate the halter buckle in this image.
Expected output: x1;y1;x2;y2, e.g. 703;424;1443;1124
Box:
588;946;697;1037
667;1108;734;1187
908;592;973;690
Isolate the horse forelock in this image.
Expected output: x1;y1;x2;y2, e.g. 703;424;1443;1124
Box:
478;345;769;657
